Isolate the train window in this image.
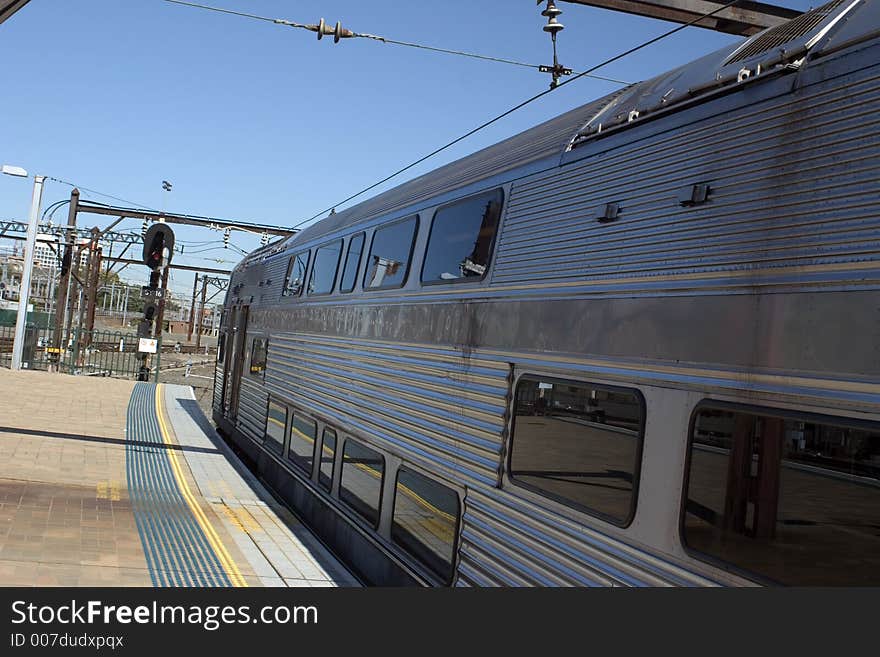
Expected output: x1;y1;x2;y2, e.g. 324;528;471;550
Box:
282;251;309;297
319;428;337;491
508;377;644;527
421;188;503;284
339;233;365;293
249;337;267;378
265;401;286;454
287;413;317;476
364;216;418;290
308;240;342;296
683;404;880;586
392;468;460;584
340;439;385;528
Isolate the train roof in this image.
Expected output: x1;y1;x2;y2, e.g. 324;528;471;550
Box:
248;0;873;265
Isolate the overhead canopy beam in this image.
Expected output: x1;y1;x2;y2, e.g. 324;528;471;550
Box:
76;201;296;238
0;219;148;246
0;0;30;25
560;0;801;36
0;232;232;275
105;257;231;276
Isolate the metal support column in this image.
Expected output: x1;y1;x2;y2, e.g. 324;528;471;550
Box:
187;271;198;341
51;189;79;370
153;266;170;339
84;236;102;341
195;275;207;351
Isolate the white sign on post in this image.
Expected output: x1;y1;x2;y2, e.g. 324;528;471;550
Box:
138;338;158;354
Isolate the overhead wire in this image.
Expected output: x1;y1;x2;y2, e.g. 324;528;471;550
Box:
162;0;630;85
293;0;743;228
182;246;229;255
47;176;157;210
349;34;630;85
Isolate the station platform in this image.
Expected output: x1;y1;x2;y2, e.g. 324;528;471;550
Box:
0;370;359;587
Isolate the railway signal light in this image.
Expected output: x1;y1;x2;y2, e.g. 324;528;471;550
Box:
137;224;175;382
142;223;175;270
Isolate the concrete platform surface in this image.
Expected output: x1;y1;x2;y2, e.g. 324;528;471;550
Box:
0;369;358;587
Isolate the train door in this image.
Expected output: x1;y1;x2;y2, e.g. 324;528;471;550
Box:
220;308;234;414
224;304;249;421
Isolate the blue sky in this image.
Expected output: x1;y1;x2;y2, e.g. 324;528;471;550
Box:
0;0;811;293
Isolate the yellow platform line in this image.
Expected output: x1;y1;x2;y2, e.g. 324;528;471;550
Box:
154;384;248;588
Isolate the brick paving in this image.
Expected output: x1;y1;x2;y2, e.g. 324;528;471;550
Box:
0;370;149;585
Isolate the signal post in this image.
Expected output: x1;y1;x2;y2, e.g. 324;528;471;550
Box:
137;223;174;382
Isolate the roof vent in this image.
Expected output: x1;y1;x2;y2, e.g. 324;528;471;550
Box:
725;0;847;65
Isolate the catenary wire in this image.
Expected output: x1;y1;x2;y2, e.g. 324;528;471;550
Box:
47;177;157;210
293;0;743;228
162;0;630;85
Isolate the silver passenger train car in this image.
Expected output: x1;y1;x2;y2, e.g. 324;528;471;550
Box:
213;0;880;586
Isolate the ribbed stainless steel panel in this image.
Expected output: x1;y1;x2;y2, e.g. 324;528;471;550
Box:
725;0;848;65
233;253;278;306
493;69;880;285
236;377;267;442
291;93;627;247
213;364;225;413
260;255;288;304
215;7;880;588
456;489;717;587
264;333;511;488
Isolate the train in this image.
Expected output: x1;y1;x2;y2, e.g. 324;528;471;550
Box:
212;0;880;586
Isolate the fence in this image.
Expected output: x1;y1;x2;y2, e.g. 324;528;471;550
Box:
0;325;161;380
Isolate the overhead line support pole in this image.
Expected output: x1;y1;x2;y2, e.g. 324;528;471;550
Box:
50;188;79;370
195;275;208;351
188;272;198;342
154;266;170;340
84;237;102;341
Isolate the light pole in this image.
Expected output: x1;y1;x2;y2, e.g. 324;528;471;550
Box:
1;163;32;367
11;172;46;369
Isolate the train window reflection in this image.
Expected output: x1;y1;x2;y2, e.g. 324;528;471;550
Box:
282;251;309;297
392;468;460;583
422;188;503;284
288;413;317;476
340;440;385;528
308;240;342;296
249;338;267;378
319;428;336;491
364;216;418;289
265;401;286;454
683;405;880;585
339;233;364;293
508;377;644;526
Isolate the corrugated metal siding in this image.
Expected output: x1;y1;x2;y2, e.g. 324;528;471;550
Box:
233;258;270;306
213;364;225;414
725;0;847;65
236;377;267;442
260;255;288;304
456;490;716;587
264;333;510;488
492;69;880;285
291;93;628;246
